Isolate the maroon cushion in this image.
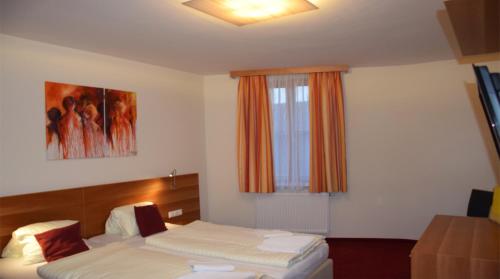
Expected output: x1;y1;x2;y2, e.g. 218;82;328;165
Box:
35;222;89;262
134;204;167;237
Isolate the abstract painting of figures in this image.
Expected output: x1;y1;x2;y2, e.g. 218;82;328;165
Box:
105;89;137;157
45;81;137;160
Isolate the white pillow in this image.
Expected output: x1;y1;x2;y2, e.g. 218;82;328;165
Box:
22;237;44;265
1;220;78;265
2;237;23;258
105;202;153;237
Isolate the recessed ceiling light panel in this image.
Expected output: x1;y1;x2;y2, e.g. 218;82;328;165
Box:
183;0;318;26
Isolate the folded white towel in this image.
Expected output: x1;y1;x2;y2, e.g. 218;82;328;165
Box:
178;272;256;279
189;261;235;272
257;235;317;254
263;231;294;238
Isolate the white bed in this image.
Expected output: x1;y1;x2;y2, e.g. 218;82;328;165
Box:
0;227;331;279
0;257;44;279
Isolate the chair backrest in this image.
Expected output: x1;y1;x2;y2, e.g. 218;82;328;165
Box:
467;189;494;217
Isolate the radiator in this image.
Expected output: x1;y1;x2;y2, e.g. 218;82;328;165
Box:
255;192;330;234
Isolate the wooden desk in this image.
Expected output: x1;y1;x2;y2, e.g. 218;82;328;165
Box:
411;215;500;279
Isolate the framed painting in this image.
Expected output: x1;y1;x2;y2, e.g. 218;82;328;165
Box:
45;81;137;160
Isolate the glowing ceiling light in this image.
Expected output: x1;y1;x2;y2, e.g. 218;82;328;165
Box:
226;0;287;18
183;0;318;26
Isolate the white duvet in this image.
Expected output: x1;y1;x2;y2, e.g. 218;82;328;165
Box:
146;221;324;268
37;242;260;279
37;243;191;279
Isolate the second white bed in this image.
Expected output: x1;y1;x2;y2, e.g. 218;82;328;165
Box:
114;233;329;279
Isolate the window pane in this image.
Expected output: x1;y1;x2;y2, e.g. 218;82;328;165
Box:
280;88;286;104
273;88;287;104
273;88;279;104
267;75;309;192
295;86;309;103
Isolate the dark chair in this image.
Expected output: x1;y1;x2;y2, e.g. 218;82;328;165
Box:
467;189;494;217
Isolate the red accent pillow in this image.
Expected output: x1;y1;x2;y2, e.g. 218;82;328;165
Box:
134;204;167;237
35;222;89;262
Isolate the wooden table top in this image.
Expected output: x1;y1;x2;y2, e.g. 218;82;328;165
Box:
411;215;500;279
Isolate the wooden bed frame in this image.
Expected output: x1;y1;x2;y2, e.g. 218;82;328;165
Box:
0;173;200;252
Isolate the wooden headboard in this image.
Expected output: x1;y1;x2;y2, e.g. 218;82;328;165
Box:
0;173;200;252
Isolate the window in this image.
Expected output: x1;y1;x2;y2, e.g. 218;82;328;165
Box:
268;74;309;192
295;86;309;103
272;88;287;104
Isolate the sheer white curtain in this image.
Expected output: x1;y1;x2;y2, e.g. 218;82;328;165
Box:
267;74;309;192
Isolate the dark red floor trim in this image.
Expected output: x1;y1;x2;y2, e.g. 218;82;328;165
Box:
326;238;416;279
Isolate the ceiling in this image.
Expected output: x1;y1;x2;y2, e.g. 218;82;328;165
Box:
0;0;454;74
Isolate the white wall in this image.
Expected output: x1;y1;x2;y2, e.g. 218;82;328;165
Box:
0;35;208;220
203;76;256;227
203;60;500;239
2;33;499;240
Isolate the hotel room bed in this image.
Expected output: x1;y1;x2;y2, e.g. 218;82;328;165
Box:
0;175;333;279
0;229;331;279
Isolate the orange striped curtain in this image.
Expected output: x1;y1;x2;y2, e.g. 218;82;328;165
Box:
237;76;275;193
309;72;347;193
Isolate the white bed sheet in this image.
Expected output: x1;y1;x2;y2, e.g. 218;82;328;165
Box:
145;221;324;268
147;242;329;279
108;233;329;279
0;230;328;279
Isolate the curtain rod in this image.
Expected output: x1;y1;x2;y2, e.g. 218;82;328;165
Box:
229;65;350;78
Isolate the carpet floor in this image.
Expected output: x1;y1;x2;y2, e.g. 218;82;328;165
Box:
326;238;417;279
